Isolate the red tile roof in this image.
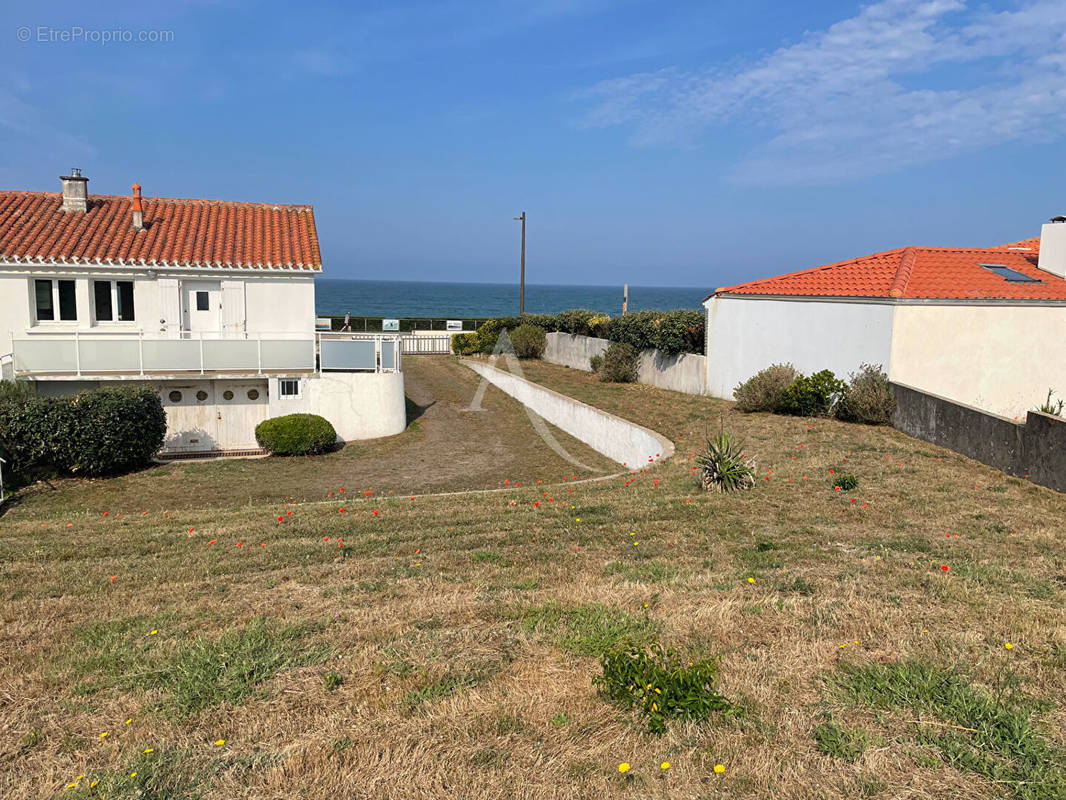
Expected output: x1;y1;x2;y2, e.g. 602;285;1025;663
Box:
0;190;322;270
711;236;1066;301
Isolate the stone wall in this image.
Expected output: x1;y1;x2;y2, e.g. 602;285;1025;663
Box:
544;332;707;395
891;382;1066;493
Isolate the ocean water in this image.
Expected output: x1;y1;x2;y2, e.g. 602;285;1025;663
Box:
314;279;706;319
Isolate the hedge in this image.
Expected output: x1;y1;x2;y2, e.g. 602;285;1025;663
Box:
255;413;337;456
467;308;705;357
0;385;166;482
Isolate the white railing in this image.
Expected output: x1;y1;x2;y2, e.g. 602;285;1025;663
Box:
401;335;453;355
9;331;401;376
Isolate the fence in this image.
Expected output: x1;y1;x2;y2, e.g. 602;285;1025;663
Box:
401;335;452;355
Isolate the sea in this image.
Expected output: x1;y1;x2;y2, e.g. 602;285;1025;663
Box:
314;279;705;319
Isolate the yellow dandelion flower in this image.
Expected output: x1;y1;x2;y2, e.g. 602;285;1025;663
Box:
144;747;154;754
130;772;137;778
576;517;582;522
66;783;78;789
618;762;631;774
714;763;726;774
747;577;755;584
99;731;108;738
642;603;649;608
660;761;671;770
654;688;661;694
651;702;659;711
633;541;640;546
90;781;98;788
1005;642;1014;650
149;630;158;636
214;739;226;746
77;776;84;780
125;718;132;725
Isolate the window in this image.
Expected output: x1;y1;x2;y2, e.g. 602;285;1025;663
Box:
979;263;1042;284
94;280;135;321
222;390;234;401
34;279;77;321
279;379;300;398
168;390;183;402
247;389;260;400
195;291;210;311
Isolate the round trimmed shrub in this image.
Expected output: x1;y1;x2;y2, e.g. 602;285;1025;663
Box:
451;332;480;356
509;324;547;359
255;414;337;456
777;370;847;417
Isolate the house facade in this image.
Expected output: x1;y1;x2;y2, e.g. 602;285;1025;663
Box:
704;222;1066;420
0;170;406;454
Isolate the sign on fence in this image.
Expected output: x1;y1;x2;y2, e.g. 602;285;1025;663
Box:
382;319;400;331
446;320;463;332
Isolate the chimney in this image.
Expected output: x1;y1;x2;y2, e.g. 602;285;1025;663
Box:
131;183;145;231
60;168;89;213
1037;215;1066;280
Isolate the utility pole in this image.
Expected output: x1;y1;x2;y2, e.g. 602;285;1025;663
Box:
514;211;526;315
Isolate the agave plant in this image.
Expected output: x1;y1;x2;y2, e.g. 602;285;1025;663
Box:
694;432;757;493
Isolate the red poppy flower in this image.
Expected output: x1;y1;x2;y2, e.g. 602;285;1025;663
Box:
208;539;217;545
940;565;949;572
338;508;345;513
237;541;243;547
110;575;117;582
277;516;284;522
534;501;540;507
372;509;380;516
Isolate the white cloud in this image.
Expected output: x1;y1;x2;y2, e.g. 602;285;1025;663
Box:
579;0;1066;185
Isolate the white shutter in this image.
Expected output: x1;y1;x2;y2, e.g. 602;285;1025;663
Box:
221;281;246;337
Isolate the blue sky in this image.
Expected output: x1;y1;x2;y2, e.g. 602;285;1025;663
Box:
3;0;1066;289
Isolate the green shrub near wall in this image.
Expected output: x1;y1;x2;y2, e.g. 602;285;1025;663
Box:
0;385;166;482
509;324;547;359
255;414;337;456
598;342;640;383
451;333;481;356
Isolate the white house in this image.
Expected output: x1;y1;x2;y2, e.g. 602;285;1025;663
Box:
704;221;1066;420
0;170;406;455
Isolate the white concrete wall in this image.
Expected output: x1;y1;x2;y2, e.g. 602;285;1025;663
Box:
267;371;407;442
463;359;674;468
704;296;895;399
544;332;708;395
890;304;1066;419
544;332;609;370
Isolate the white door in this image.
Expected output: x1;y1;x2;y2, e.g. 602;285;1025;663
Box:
182;281;221;335
216;381;269;450
159;383;219;453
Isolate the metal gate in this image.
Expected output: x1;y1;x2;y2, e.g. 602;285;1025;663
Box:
401;335;452;355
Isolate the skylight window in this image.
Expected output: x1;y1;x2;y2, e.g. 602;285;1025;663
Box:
978;263;1042;284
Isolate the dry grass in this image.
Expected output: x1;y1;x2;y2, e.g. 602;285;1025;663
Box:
2;358;1066;799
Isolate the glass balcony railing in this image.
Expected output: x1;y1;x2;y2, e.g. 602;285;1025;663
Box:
9;332;402;376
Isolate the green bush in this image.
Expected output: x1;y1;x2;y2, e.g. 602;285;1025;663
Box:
0;385;166;480
832;473;859;491
255;414;337;456
509;324;547;359
588;314;611;339
451;332;480;356
606;309;705;356
733;364;799;412
589;354;604;373
594;644;736;734
777;370;847;417
695;432;757;493
554;309;599;336
598;342;639;383
837;364;895;424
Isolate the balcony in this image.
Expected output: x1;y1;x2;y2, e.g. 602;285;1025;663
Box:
4;331;402;379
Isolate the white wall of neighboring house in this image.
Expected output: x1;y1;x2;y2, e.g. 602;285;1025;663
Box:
889;304;1066;420
704;296;895;399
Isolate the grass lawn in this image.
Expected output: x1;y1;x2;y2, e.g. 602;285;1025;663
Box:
3;357;1066;799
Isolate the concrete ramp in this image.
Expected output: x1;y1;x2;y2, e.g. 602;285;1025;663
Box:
463;359;674;468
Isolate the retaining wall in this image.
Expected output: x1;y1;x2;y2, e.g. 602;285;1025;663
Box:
463;359;674;468
544;332;707;395
891;382;1066;493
